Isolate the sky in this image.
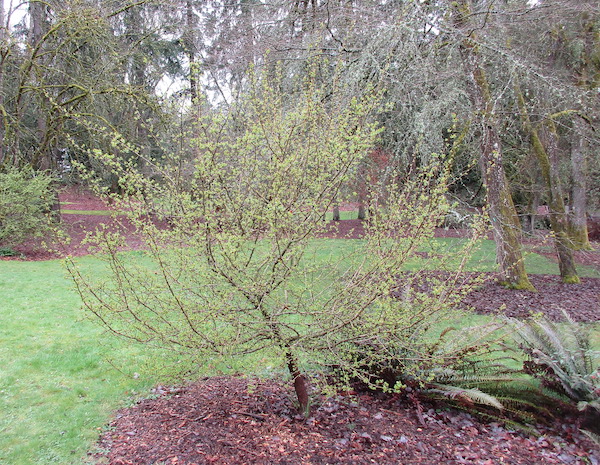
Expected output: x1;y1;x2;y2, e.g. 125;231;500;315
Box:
3;0;27;29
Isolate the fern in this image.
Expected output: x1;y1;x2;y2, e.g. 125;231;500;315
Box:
509;313;600;438
344;319;598;432
582;430;600;448
509;313;599;407
424;389;538;434
429;384;504;409
357;324;556;427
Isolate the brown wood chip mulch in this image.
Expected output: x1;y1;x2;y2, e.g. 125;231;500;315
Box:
93;377;598;465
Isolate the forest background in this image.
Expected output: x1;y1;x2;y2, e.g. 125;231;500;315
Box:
1;1;600;463
1;0;599;285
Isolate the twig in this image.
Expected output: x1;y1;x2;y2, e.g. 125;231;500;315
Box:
231;410;268;422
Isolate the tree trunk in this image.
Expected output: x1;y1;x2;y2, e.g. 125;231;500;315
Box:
29;0;50;171
357;188;367;220
185;0;199;104
514;83;580;284
50;185;61;222
568;117;591;250
262;304;310;414
453;0;534;290
0;0;5;165
357;203;366;221
284;347;309;415
332;204;340;221
541;123;580;283
480;127;534;289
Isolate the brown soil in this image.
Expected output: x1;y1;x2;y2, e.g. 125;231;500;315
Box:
7;187;600;464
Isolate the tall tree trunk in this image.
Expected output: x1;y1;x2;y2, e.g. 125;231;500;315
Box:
568;117;591;250
357;203;366;221
357;185;368;220
0;0;5;166
480;125;533;289
332;204;340;221
453;1;534;290
29;0;50;171
515;84;580;284
542;123;580;283
185;0;199;104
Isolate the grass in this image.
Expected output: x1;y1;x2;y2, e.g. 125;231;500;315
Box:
418;236;599;277
0;258;161;465
1;236;598;464
324;210;359;221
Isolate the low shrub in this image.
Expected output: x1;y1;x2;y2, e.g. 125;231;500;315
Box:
334;318;577;431
0;167;56;247
0;247;19;257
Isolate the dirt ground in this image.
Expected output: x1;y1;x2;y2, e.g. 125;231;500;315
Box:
7;187;600;464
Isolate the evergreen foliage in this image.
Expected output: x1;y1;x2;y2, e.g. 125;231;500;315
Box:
511;312;600;436
511;313;600;413
0;167;55;247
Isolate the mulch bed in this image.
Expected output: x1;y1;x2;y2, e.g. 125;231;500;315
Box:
94;377;598;465
6;187;600;464
463;274;600;322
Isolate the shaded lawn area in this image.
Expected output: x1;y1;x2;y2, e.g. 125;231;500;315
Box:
0;238;598;464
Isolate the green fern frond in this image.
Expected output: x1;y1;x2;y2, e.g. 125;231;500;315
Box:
520;319;579;376
582;430;600;447
425;394;538;434
430;384;504;410
508;315;600;408
560;311;592;374
441;376;523;388
497;396;539;411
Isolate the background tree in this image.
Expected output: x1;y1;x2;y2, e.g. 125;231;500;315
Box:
449;0;534;290
1;0;597;274
0;166;54;249
505;0;599;250
514;82;580;283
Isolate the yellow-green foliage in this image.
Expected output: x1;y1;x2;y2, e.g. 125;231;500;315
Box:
0;167;55;247
69;60;484;403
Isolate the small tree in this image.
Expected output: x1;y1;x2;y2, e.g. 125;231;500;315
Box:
0;167;55;249
68;63;480;413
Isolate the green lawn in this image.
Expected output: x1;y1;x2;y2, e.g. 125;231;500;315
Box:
0;257;161;465
324;210;359;221
0;237;598;464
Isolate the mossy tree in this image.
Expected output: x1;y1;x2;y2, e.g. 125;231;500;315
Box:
498;1;598;251
569;116;592;251
566;10;599;250
515;82;579;284
451;0;535;291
